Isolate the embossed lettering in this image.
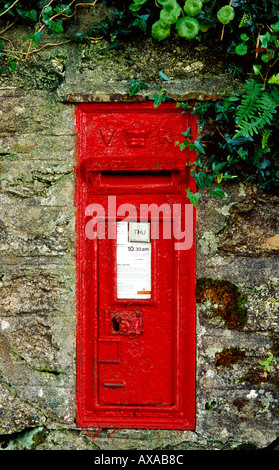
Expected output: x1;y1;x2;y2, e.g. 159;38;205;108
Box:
124;126;150;147
99;126;115;145
159;128;173;144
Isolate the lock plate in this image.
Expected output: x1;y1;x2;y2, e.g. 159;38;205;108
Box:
109;310;143;336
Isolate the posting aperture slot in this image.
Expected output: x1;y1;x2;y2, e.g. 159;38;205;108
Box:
87;170;181;193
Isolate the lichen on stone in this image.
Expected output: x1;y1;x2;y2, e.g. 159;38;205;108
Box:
196;277;248;330
215;347;246;369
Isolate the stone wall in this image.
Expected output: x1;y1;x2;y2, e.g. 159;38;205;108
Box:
0;5;278;450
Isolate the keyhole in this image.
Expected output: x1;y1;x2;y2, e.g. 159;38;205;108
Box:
112;317;120;332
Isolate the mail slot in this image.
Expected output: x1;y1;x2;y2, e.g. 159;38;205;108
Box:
76;102;196;430
86;170;181;193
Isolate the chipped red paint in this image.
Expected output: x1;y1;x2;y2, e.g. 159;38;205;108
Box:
75;102;196;430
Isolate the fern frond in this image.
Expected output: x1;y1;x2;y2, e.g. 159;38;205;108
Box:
258;92;277;112
269;87;279;105
261;128;271;149
235;79;263;124
268;73;279;86
234;94;277;138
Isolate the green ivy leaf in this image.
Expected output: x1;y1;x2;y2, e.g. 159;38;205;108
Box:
259;159;270;169
210;185;226;198
26;30;43;46
74;31;84;42
192;139;205;154
42;5;53;21
24;9;37;21
212;161;227;173
129;79;148;96
129;4;142;12
185;189;202;206
271;21;279;32
62;4;72;16
153;94;163;108
181;127;192;138
179;140;190;150
159;69;170;81
1;6;14;17
132;13;150;32
49;19;64;33
261;52;273;63
129;0;148;11
192;170;206;190
253;64;262;75
260;32;273;48
193;156;204;168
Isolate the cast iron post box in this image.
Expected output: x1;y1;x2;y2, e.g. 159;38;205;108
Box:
76;102;196;430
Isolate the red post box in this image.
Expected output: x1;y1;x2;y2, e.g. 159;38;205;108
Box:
75;102;196;430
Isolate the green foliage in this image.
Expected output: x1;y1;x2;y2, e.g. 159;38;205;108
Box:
153;84;171;107
194;81;279;195
259;355;275;380
184;0;202;18
175;126;233;202
217;5;235;25
128;0;239;40
151;19;171;40
125;0;279;87
259;355;274;373
129;72;279;204
185;189;202;206
0;1;277;82
234;90;278;138
269;73;279;86
126;0;279;204
175;16;199;39
235;80;263;124
0;0;278;204
129;79;149;96
233;82;279;140
0;1;101;70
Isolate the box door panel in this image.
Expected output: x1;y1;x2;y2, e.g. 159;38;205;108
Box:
97;221;174;406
